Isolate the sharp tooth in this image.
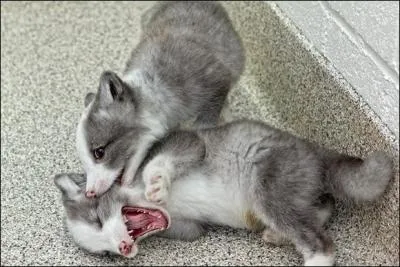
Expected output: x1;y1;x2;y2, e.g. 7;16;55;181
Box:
128;230;134;234
148;211;158;217
124;216;129;223
160;227;165;231
147;225;152;230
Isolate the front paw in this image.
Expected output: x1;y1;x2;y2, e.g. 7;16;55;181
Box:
143;155;175;204
144;174;169;204
143;157;173;204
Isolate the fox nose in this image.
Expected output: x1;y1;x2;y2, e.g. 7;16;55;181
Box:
119;241;132;255
85;190;96;198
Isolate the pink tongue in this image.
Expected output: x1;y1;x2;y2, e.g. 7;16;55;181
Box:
127;213;153;228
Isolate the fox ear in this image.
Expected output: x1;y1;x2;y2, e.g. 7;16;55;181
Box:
54;173;85;199
84;93;95;107
98;71;125;106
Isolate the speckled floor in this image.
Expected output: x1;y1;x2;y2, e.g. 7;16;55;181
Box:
1;1;398;266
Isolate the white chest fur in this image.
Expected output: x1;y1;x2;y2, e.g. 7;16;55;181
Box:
166;171;250;229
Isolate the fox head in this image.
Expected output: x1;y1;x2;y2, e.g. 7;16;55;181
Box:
54;173;170;258
76;71;145;197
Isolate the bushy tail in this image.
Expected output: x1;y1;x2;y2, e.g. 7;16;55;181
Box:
324;151;394;203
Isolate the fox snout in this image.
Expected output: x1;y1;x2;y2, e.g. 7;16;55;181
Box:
85;178;112;198
85;190;96;198
84;166;124;198
119;240;135;256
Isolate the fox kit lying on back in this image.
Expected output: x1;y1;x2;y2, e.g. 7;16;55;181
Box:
56;119;393;266
76;1;245;197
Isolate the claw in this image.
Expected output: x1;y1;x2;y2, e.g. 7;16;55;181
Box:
150;176;161;184
152;187;160;193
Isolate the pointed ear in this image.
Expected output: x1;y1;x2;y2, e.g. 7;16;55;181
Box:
54;173;86;199
98;71;125;106
84;93;95;107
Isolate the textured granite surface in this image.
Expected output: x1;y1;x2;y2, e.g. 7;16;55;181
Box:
1;1;398;266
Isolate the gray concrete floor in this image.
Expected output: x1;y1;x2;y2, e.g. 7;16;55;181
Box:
1;1;398;266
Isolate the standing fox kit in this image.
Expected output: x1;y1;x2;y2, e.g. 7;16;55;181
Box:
56;120;393;266
76;1;245;197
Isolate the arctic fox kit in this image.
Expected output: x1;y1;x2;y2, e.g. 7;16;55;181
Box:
76;1;245;198
56;120;393;265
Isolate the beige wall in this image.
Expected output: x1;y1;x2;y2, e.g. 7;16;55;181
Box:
270;1;399;139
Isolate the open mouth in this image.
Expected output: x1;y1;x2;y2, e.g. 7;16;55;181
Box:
122;206;169;242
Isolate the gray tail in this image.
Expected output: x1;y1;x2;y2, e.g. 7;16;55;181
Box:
323;151;393;204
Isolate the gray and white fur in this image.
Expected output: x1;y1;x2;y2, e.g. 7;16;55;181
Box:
76;1;245;197
56;119;393;265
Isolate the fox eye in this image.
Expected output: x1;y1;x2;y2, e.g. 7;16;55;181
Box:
93;146;105;160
